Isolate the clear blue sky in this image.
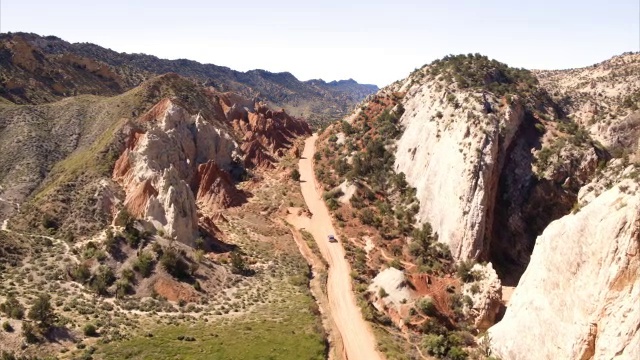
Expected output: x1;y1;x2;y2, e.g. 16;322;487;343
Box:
2;0;638;86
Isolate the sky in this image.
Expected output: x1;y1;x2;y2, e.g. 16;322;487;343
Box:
1;0;638;87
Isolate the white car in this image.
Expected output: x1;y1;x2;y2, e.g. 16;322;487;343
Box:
328;234;337;243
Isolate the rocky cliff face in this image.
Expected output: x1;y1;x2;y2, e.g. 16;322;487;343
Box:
112;98;243;245
393;77;525;260
386;55;610;282
490;178;640;359
461;263;502;331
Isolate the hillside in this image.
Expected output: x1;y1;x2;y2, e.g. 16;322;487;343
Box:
0;72;332;359
0;32;378;127
313;52;639;359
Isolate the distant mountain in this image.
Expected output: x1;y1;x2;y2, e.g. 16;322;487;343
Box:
0;32;378;126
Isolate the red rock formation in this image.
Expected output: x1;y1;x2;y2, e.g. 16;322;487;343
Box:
140;98;173;123
207;90;311;168
194;161;245;213
124;179;158;218
241;140;276;168
152;277;199;303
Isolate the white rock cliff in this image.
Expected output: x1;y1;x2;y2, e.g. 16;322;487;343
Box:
489;180;640;360
393;76;524;260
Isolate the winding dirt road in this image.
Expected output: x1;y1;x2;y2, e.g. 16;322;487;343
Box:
296;134;382;360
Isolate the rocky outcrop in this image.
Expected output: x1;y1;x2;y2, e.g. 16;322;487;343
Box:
146;166;199;244
112;94;310;246
461;263;502;331
195;161;245;213
217;96;311;168
393;78;524;260
113;98;241;245
489;180;640;360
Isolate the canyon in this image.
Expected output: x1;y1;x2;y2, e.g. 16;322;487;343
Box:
0;30;638;360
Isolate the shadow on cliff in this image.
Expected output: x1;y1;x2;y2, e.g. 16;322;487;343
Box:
488;112;579;286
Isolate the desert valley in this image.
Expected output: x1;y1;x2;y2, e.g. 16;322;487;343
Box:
0;19;638;360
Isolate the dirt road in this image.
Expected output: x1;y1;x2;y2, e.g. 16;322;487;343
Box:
295;134;382;360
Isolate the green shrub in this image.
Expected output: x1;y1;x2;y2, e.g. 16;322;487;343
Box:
423;334;447;357
358;208;375;225
115;279;132;299
83;323;98;337
22;321;38;343
230;251;247;275
0;294;25;319
456;260;478;283
91;265;116;295
134;251;155;277
423;331;468;359
28;293;54;329
378;287;388;298
121;267;135;282
71;263;91;283
417;297;438;316
291;169;301;181
104;229;117;254
160;248;189;279
194;237;205;250
2;321;12;332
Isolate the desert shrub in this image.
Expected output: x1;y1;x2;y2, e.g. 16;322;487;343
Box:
91;265;116;295
82;241;99;259
389;258;403;270
358;208;375;225
160;248;189;279
83;323;98;337
22;321;38;343
71;263;91;284
2;321;12;332
194;249;205;263
323;188;344;200
378;287;388;298
417;297;438;316
423;331;468;359
0;294;25;319
115;279;132;299
421;318;447;335
456;260;478;283
230;251;247;275
104;229;117;254
291;169;301;181
341;120;354;135
326;198;339;211
28;293;54;329
134;251;155;277
194;237;204;250
121;267;135;283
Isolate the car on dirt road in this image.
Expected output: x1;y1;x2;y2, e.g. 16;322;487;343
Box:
328;234;337;243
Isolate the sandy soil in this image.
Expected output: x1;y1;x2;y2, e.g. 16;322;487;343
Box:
295;134;382;360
